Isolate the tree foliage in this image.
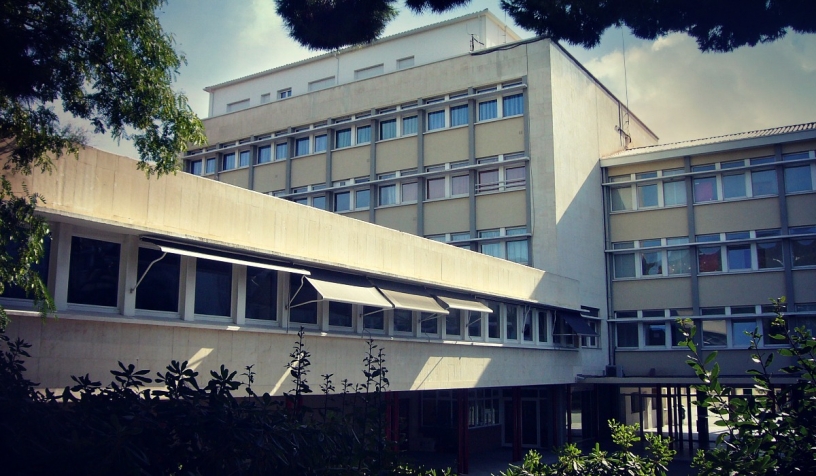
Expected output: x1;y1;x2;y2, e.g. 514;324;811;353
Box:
680;298;816;475
0;0;207;328
274;0;816;52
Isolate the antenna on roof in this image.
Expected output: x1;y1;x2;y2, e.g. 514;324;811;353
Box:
470;34;485;52
620;28;632;148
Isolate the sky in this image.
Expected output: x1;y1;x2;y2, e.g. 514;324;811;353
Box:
83;0;816;158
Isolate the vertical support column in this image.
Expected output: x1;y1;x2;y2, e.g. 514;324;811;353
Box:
121;235;139;317
417;100;426;237
656;386;664;437
248;143;257;191
457;388;470;475
775;144;795;304
233;264;246;325
512;387;522;462
53;223;72;311
684;156;700;316
468;93;477;245
179;255;196;322
666;386;673;447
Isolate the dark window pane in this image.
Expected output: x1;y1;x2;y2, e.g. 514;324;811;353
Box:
420;312;437;334
487;301;500;338
617;323;639;347
68;236;120;307
537;311;548;342
135;247;180;312
363;306;384;330
329;301;353;327
394;309;413;332
446;309;461;336
2;235;51;300
194;259;232;317
468;310;482;337
246;268;278;320
506;305;517;339
289;273;317;324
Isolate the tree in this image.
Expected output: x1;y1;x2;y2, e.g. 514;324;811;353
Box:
274;0;816;52
0;0;206;328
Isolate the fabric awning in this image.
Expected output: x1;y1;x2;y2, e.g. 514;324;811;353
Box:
153;244;309;275
305;276;393;308
561;311;599;336
371;281;448;314
435;295;493;313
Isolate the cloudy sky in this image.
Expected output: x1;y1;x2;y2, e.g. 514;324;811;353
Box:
85;0;816;157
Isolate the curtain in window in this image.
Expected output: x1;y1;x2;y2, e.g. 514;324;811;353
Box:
507;240;529;264
335;129;351;148
275;143;288;160
450;105;468;126
257;146;271;164
379;185;396;205
357;126;371;144
402;116;418;135
427;111;445;130
380;119;396;139
314;135;327;152
478;100;497;121
503;94;523;116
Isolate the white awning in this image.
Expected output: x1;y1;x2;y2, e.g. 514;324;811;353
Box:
155;244;310;275
305;277;392;308
435;295;492;313
377;287;448;315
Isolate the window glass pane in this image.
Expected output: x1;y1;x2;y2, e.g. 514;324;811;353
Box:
257;146;271;164
732;320;757;347
505;166;526;189
478;100;497;121
334;191;350;212
667;249;691;275
722;173;746;199
671;320;694;346
506;305;518;340
537;311;548;342
487;301;500;338
312;195;326;210
645;323;666;346
194;259;232;317
613;241;635;250
355;189;370;209
693;176;718;202
188;160;202;175
507;240;529;265
357;125;371;144
329;301;353;327
617;323;639;347
427;110;445;130
205;158;216;174
614;253;635;278
641;251;663;275
663;180;686;206
637;183;658;207
295;138;309;156
222;153;235;170
757;241;783;269
275;142;288;160
2;235;51;300
751;169;777;195
380;119;396;140
289;273;317;324
502;94;523;116
136;247;180;312
727;244;752;270
426;177;445;199
363;306;384;330
379;184;396;205
402;116;417;135
468;311;482;337
702;320;727;346
246;268;278;320
420;312;438;334
314;134;327;152
68;236;121;307
698;246;722;272
402;182;418;202
792;237;816;267
450;105;468;126
451;175;469;195
446;309;461;336
720;160;744;169
477;169;499;192
394;309;413;332
785;165;812;193
522;310;533;341
335;129;351;148
610;186;632;211
238;150;250;167
480;242;502;258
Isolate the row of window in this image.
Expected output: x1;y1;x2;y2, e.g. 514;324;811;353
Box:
426;227;530;265
611;226;816;279
608;151;816;212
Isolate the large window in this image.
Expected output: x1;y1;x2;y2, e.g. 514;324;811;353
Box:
246;268;278;320
791;225;816;267
135;248;180;313
289;273;317;324
68;236;121;307
427;110;445;130
402;116;418;135
478;100;497;121
194;259;232;317
357;125;371;144
784;152;813;193
294;137;310;156
222;153;235;171
274;142;288;161
257;146;272;164
502;94;523;117
450;104;468;127
380;119;396;140
335;129;351;148
612;238;690;279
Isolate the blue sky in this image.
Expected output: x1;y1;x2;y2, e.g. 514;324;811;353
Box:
84;0;816;156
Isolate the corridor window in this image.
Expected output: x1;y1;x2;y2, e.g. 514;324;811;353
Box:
135;247;180;313
194;258;232;317
68;236;121;307
246;268;278;321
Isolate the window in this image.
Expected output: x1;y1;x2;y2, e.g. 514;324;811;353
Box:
722;171;747;199
505;165;526;189
278;88;292;99
702;320;727;346
329;302;353;327
613;238;692;278
427;110;445;130
451;174;469;196
537;310;549;343
379;184;396;206
791;226;816;267
221;153;235;171
194;259;232;317
506;228;529;265
478;229;501;258
380;119;396;140
636;172;659;208
135;248;180;313
467;311;482;337
335;128;351;148
402;182;418;202
260;93;271;104
393;309;413;333
354;64;384;80
295;137;310;156
693;175;718;202
502;94;523;116
610;185;633;211
363;306;384;330
312;195;326;210
356;188;370;209
238;150;250;168
732;319;757;348
402;116;418;135
751;168;778;195
617;323;639;347
314;134;327;153
226;99;249;113
614;252;636;278
667;238;691;275
188;160;202;175
450;104;468;127
334;191;350;212
478;100;497;121
477;169;499;192
289;273;317;324
698;245;722;272
274;142;288;161
426;177;445;200
645;323;667;347
487;301;500;339
257;146;272;164
205;158;216;174
420;312;438;335
663;179;687;206
68;236;120;307
396;56;414;69
357;125;371;144
506;305;518;340
308;77;335;92
246;268;278;320
445;309;461;337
